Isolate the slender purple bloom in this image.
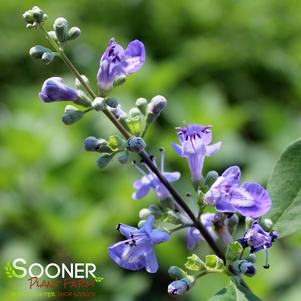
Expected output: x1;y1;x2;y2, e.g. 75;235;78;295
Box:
97;38;145;91
132;150;180;200
108;215;169;273
172;125;221;182
204;166;272;218
238;222;278;268
186;213;217;250
39;77;79;102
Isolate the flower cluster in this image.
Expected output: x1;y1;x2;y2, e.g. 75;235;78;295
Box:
24;7;279;298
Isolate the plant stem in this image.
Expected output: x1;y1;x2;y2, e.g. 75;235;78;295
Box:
40;26;226;262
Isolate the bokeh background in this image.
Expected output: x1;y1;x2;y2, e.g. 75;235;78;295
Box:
1;0;301;300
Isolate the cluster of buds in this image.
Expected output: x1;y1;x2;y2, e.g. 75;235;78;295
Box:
23;6;47;29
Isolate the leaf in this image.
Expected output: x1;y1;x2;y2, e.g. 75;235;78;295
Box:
208;281;262;301
5;262;16;278
266;139;301;237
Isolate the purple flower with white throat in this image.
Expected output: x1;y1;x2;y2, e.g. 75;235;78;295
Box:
238;221;278;268
39;77;79;102
172;125;221;183
108;215;169;273
132;149;180;200
97;38;145;92
186;213;217;250
204;166;272;218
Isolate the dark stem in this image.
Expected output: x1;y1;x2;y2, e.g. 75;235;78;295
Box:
40;26;225;262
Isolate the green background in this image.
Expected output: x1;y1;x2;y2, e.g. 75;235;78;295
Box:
1;0;301;300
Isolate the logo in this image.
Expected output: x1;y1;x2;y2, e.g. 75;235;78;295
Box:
5;258;104;298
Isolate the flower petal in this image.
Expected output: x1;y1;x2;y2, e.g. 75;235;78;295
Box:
164;172;181;182
108;243;146;271
150;229;170;245
117;224;137;238
144;250;158;273
123;40;145;74
206;141;222;156
171;143;183;157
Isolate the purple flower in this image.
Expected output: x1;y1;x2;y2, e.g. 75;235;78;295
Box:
132;149;180;200
239;222;278;253
97;38;145;92
172;125;221;182
186;213;217;250
204;166;272;218
108;215;169;273
39;77;79;102
238;222;278;268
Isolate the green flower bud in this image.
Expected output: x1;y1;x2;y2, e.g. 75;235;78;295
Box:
126;108;143;136
245;254;256;263
205;170;219;188
105;97;119;108
117;150;129;164
136;97;148;115
168;266;187;280
62;105;84;125
29;45;52;59
23;10;34;24
48;31;58;42
205;255;224;271
32;6;47;23
226;241;244;263
108;135;125;151
185;254;206;272
146;95;167;124
75;75;89;89
53;17;68;42
74;90;92;108
92;97;106;111
113;75;126;87
262;218;273;231
68;27;81;41
41;52;54;64
96;154;113;169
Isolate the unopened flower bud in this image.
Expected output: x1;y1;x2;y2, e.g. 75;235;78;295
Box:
136;97;148;115
262;218;273;231
41;52;54;64
96;154;113;169
127;137;146;153
68;26;81;41
105;97;119;108
245;254;256;263
168;266;187;280
53;17;68;42
84;136;101;152
48;31;58;41
113;75;126;87
62;105;84;125
23;10;34;24
205;170;219;188
117;151;129;164
92;97;106;111
32;6;47;23
75;75;89;89
146;95;167;124
233;260;256;277
168;278;192;296
127;108;143;136
29;45;52;59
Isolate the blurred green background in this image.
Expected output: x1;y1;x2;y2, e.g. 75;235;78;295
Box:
1;0;301;300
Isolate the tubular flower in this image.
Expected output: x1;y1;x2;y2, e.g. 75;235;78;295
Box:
97;38;145;92
172;124;221;182
205;166;272;218
108;215;169;273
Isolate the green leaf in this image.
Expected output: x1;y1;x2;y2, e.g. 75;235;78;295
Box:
266;139;301;237
208;281;262;301
5;262;16;278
